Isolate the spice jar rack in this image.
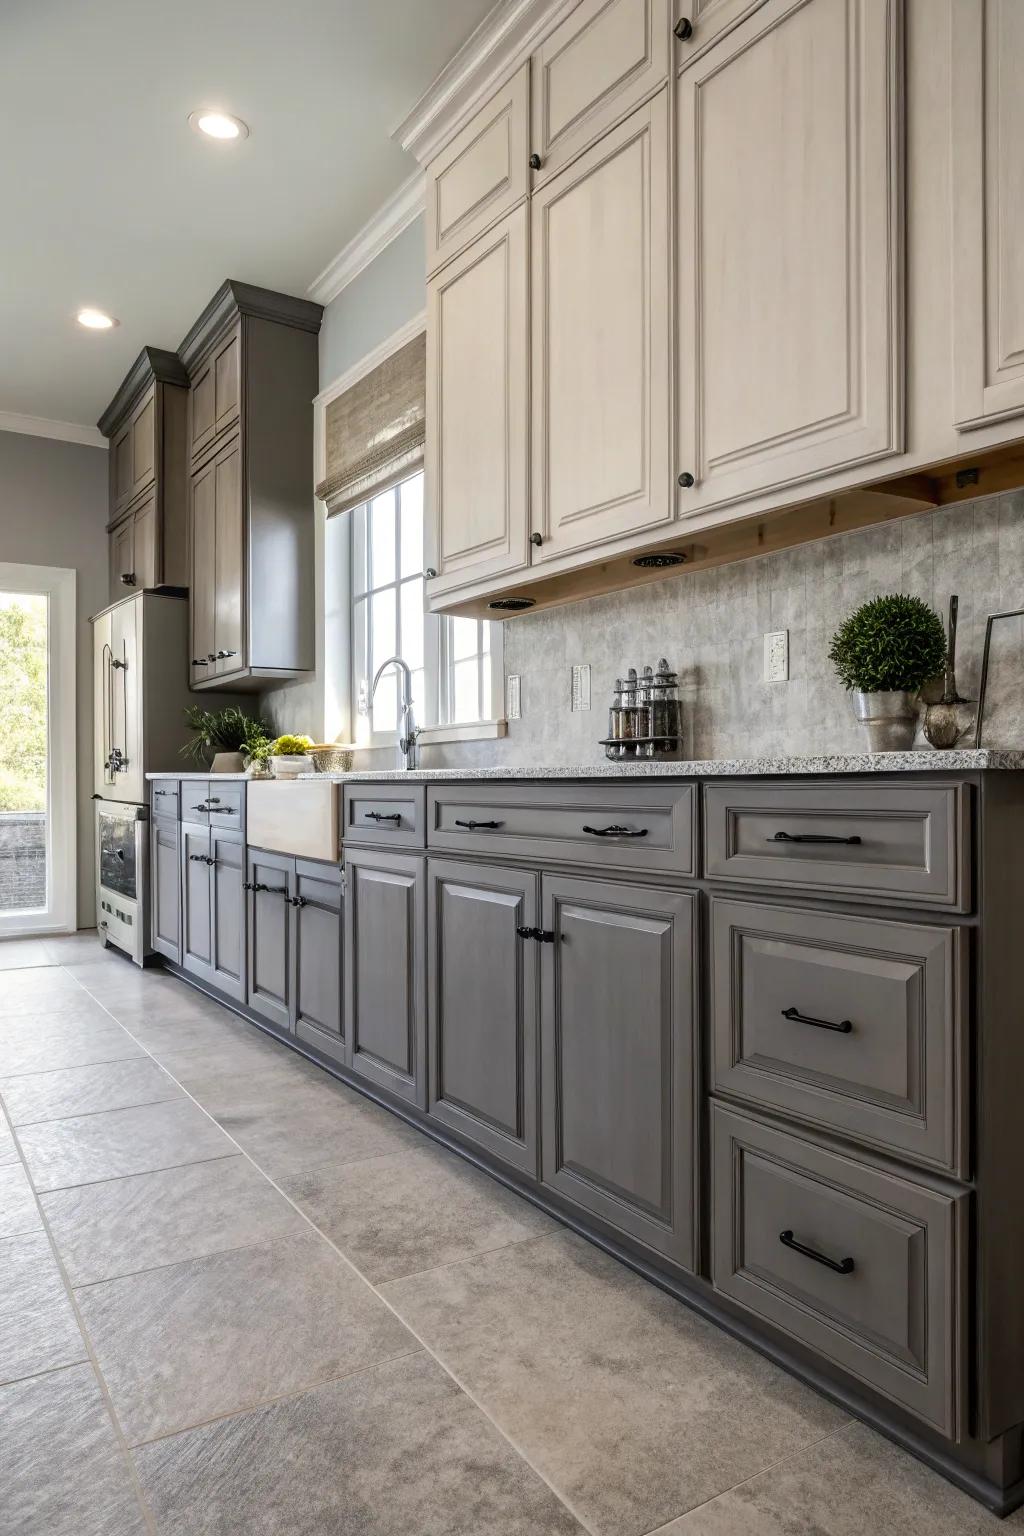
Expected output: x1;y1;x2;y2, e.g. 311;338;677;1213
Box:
601;661;685;760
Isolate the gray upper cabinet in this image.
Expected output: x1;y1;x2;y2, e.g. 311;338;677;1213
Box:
703;780;970;909
98;348;189;605
246;848;293;1031
710;897;968;1176
179;281;322;692
427;857;540;1174
540;873;698;1268
149;813;181;964
711;1104;968;1440
344;846;426;1107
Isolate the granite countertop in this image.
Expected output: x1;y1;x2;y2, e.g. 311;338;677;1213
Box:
146;771;250;780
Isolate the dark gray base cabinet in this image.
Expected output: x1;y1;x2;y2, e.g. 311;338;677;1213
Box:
150;815;181;963
245;849;343;1045
427;857;540;1174
344;847;426;1107
181;822;245;1002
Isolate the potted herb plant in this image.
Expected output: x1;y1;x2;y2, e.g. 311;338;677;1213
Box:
181;705;272;773
268;734;315;778
829;594;948;752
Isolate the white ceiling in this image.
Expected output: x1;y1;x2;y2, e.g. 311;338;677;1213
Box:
0;0;495;430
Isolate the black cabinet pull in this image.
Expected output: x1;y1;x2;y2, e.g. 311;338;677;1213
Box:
455;819;503;831
120;572;136;586
779;1229;855;1275
516;925;539;940
154;789;174;797
781;1005;852;1035
290;895;307;908
536;930;557;943
530;532;543;546
365;811;402;823
529;152;542;170
189;854;215;866
677;470;695;487
582;824;649;839
191;659;207;667
674;16;693;40
770;831;862;846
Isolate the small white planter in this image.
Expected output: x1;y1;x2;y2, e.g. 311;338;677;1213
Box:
269;754;313;780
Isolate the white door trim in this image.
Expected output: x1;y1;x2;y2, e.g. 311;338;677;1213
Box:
0;562;77;935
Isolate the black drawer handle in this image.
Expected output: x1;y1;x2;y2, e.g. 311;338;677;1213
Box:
582;824;649;839
515;926;557;943
781;1006;853;1035
516;925;539;940
769;831;862;846
365;811;402;823
192;803;211;814
455;819;503;831
779;1230;855;1275
289;896;307;908
153;789;175;797
189;854;215;866
212;806;237;814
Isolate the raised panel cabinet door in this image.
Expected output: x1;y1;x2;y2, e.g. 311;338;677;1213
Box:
246;848;292;1030
130;387;157;499
189;457;216;679
182;824;213;979
344;848;426;1107
424;63;529;275
676;0;904;517
951;0;1024;429
531;93;671;563
150;817;181;963
292;862;344;1042
213;328;241;438
210;831;245;1002
112;424;134;511
132;490;159;591
213;436;243;675
672;0;767;64
108;517;134;601
530;0;670;186
189;356;216;462
425;206;530;595
540;874;698;1267
427;858;540;1174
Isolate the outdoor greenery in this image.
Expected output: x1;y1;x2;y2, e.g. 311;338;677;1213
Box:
0;596;47;812
829;594;948;693
180;704;272;766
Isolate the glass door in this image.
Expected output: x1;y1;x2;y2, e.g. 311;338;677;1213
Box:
0;564;76;935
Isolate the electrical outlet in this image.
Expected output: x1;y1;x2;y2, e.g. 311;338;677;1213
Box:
571;663;592;711
506;673;522;720
763;630;789;682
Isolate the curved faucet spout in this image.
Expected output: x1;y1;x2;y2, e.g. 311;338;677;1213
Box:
370;656;419;770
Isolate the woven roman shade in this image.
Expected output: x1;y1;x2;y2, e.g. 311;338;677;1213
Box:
316;331;426;515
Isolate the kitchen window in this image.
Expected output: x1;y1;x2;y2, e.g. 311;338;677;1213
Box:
350;470;501;747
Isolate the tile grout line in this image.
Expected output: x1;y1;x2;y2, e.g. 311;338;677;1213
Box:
0;1090;160;1536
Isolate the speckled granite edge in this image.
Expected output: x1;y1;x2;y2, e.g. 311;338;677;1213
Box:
146;772;250;780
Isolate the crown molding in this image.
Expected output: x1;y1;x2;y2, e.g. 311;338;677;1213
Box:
0;411;105;449
178;279;324;373
97;346;188;437
393;0;575;166
308;172;425;307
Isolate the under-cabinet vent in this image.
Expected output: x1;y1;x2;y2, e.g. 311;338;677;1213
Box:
632;551;688;568
488;597;536;611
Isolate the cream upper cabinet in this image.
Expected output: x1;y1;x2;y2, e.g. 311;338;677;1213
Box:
530;92;672;564
530;0;670;187
425;205;530;595
951;0;1024;431
425;65;529;277
671;0;767;63
676;0;905;519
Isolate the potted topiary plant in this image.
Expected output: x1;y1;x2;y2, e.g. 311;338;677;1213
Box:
268;734;315;778
829;594;948;752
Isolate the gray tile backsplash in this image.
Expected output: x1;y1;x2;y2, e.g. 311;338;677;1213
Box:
310;490;1024;771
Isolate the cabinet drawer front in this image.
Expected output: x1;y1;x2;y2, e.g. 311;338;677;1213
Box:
425;64;529;275
343;786;425;849
531;0;670;186
703;782;969;909
427;783;695;875
205;783;245;833
710;899;967;1175
150;781;180;818
180;781;211;824
711;1105;967;1439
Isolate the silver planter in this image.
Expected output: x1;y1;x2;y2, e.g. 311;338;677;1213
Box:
851;690;919;752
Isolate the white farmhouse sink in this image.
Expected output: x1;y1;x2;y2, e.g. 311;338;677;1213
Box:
246;779;339;861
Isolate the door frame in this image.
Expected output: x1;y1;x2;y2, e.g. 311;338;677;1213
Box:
0;562;76;935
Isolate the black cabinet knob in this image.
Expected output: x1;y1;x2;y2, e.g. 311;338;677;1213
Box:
516;925;539;941
677;471;695;488
530;531;543;547
424;567;438;579
674;16;693;40
120;572;136;586
529;153;542;170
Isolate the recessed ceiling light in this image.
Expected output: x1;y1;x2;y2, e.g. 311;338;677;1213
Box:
76;308;118;330
189;110;249;141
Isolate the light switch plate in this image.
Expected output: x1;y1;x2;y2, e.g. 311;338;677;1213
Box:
571;664;592;711
506;673;522;720
763;630;789;682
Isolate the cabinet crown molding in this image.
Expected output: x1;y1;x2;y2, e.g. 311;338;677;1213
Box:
393;0;576;166
97;346;188;438
177;279;323;374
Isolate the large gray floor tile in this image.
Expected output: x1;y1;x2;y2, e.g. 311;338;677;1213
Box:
657;1420;1023;1535
0;1231;84;1384
0;965;87;996
109;1002;253;1053
0;1363;148;1535
0;1161;42;1237
135;1350;584;1535
18;1097;235;1191
382;1230;848;1536
0;1016;143;1077
0;941;59;971
0;1055;182;1126
40;932;104;964
281;1140;553;1283
0;1113;18;1165
77;1231;416;1443
151;1028;304;1083
42;1154;308;1285
211;1079;419;1178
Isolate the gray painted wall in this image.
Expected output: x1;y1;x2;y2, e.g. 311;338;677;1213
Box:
0;429;108;926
